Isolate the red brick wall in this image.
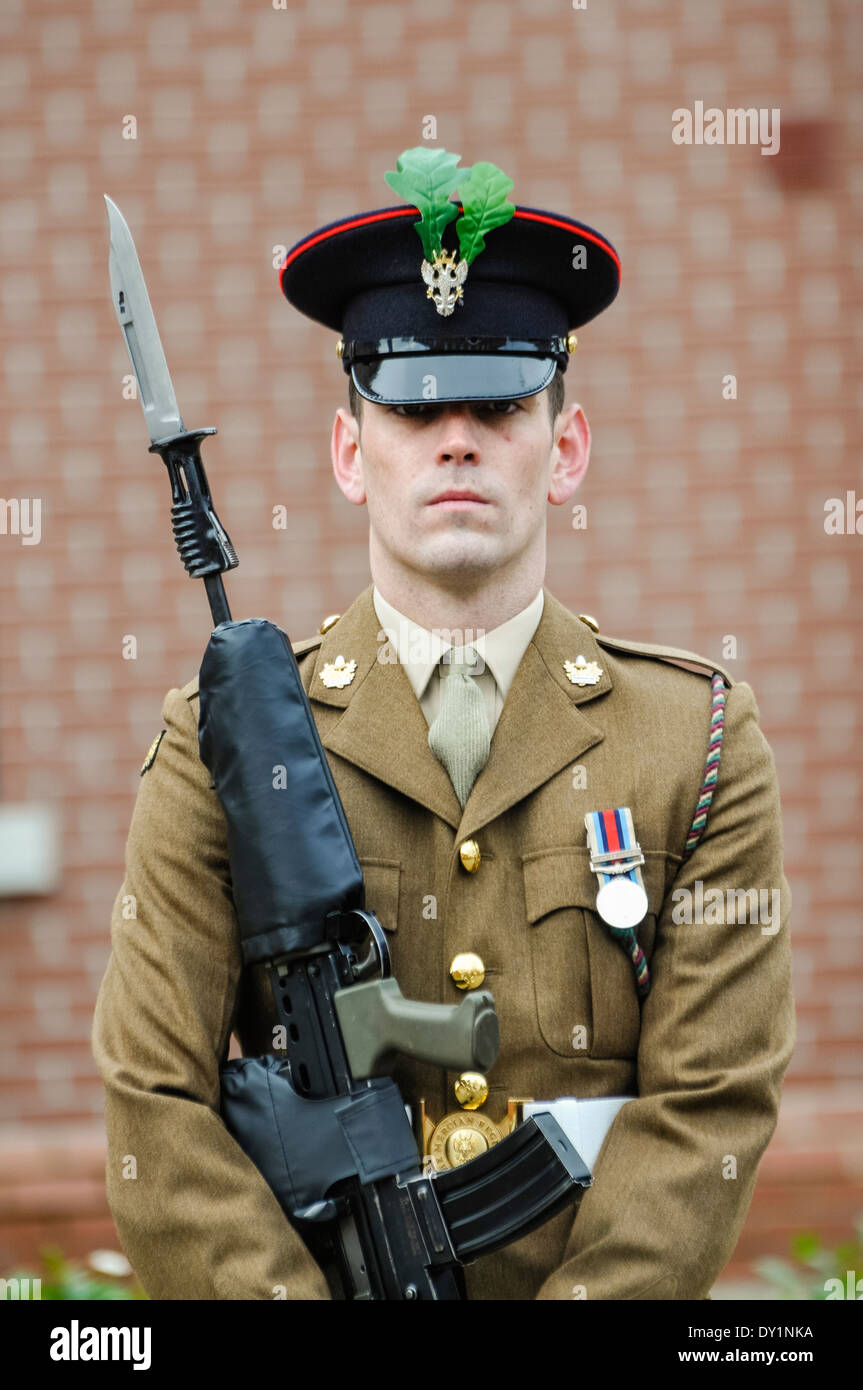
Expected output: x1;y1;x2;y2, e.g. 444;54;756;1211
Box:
1;0;861;1288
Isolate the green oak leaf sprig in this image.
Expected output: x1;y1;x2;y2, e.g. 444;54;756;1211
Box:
454;161;515;265
385;147;515;264
384;147;462;262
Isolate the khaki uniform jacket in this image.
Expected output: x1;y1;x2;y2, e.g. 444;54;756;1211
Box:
92;585;795;1300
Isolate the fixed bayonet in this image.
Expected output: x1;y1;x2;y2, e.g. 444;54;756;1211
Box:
104;194;237;625
106;195;184;442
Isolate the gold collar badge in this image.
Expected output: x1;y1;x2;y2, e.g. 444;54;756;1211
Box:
319;654;357;689
564;654;603;687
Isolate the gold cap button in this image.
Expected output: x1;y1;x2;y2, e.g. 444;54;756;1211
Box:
454;1072;488;1110
578;613;600;633
319;613;341;634
449;952;485;990
458;838;481;873
566;330;578;355
336;338;345;359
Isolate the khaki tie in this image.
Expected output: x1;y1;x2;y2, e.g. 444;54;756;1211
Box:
427;645;491;808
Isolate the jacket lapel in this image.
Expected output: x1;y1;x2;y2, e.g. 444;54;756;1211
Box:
309;586;463;828
308;585;610;835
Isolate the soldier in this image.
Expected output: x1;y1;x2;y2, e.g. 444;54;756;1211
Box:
92;149;795;1300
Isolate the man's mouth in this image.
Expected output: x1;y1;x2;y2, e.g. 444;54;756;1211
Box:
428;490;490;507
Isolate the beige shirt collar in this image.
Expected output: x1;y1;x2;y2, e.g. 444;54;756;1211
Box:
372;585;544;701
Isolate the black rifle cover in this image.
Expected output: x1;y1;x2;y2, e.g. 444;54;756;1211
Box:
198;619;365;963
220;1057;419;1215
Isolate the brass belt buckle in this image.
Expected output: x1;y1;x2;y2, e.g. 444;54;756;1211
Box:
418;1098;535;1173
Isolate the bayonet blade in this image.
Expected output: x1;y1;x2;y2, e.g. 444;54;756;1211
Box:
104;194;184;442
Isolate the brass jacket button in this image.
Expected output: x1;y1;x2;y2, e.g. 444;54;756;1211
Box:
449;952;485;990
458;838;481;872
454;1072;489;1110
319;613;341;634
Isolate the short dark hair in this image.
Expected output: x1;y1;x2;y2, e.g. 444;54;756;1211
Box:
546;367;565;421
348;366;566;425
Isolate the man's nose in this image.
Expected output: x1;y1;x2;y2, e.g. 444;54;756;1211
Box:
435;406;479;465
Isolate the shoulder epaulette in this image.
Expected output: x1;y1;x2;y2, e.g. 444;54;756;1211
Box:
176;632;323;704
594;632;735;688
292;634;324;659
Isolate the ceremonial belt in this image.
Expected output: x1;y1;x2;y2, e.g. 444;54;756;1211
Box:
414;1095;633;1174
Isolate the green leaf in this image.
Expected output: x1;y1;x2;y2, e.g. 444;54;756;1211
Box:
791;1231;821;1263
384;147;462;260
751;1256;805;1298
39;1245;69;1280
835;1241;860;1268
5;1245;143;1301
455;161;515;266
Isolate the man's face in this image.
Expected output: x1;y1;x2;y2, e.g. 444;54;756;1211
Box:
331;388;590;586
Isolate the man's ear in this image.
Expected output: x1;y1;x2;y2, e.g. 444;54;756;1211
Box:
548;403;590;505
331;407;366;505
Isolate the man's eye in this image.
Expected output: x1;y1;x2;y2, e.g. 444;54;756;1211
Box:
480;400;520;415
392;403;431;418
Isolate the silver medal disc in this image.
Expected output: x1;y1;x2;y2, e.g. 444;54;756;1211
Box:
595;876;649;929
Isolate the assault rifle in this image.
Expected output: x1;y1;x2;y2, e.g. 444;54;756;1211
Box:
105;196;592;1299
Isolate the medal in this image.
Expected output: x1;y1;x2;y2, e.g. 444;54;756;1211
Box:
585;807;651;997
595;875;649;929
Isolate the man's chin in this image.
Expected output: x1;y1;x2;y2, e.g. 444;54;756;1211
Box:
410;544;506;581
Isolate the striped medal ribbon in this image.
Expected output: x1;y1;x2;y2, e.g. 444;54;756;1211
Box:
585;808;651;997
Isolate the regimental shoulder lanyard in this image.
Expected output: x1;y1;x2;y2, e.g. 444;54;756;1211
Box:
585;670;728;1001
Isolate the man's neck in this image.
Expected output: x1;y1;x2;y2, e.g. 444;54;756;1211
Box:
371;564;545;634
